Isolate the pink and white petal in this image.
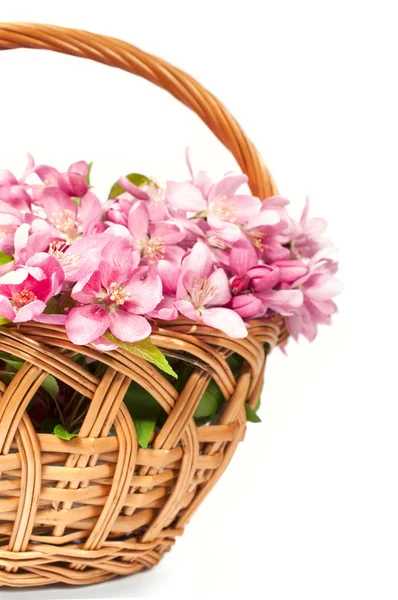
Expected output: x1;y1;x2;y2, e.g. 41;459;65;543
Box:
225;194;261;223
68;161;90;178
72;270;102;303
13;300;47;323
202;307;248;338
246;209;281;230
231;294;264;319
99;237;135;288
79;191;102;229
0;169;18;186
0;269;28;286
157;260;180;294
164;245;185;266
166;181;206;213
207;213;242;243
90;336;118;351
174;300;200;321
229;237;257;274
34;165;60;185
40;186;77;218
108;310;151;342
34;313;68;325
123;274;163;313
306;275;343;301
260;289;304;316
206;268;231;306
147;295;179;321
65;305;110;345
181;242;213;291
208;174;248;203
0;295;16;320
119;176;150;200
128;201;149;241
151;221;185;244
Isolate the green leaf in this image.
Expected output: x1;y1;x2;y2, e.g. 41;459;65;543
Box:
104;333;177;378
86;161;93;186
133;418;157;449
42;375;59;400
0;352;24;371
0;317;11;326
54;424;78;440
108;173;153;199
0;251;13;265
245;403;262;423
194;389;218;419
227;353;243;377
123;381;162;448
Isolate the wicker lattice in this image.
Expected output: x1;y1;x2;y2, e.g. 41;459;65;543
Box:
0;23;286;587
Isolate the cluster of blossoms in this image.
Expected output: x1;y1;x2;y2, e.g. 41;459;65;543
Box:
0;154;342;348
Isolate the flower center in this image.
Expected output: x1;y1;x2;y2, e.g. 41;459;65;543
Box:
13;289;37;308
108;282;131;306
142;237;166;263
190;277;219;308
212;199;236;222
48;240;80;266
49;210;77;236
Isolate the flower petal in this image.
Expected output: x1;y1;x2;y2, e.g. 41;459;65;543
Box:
13;300;47;323
166;181;206;213
72;270;102;303
202;307;248;338
108;310;151;342
207;268;231;306
66;305;110;345
128;201;149;241
174;300;199;321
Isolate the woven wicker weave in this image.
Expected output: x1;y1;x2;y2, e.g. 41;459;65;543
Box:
0;23;287;588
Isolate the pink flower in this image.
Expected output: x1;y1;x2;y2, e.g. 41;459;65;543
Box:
175;242;247;338
166;173;262;243
34;160;90;198
285;250;342;341
65;237;162;345
118;176;167;222
244;196;291;262
37;187;102;241
147;259;179;320
293;198;332;258
229;238;303;318
0;253;64;323
127;201;185;265
0;154;35;210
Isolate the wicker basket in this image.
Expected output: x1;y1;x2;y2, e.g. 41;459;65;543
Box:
0;23;288;588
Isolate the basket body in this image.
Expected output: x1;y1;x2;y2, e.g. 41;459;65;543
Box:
0;317;286;587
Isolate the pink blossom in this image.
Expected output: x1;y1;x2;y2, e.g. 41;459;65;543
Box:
65;237;162;345
175;242;247;337
127;201;185;265
294;198;333;258
229;238;303;318
0;154;35;210
166;173;262;243
285;250;342;341
118;176;167;222
37;187;102;241
147;259;179;320
35;160;90;198
0;253;64;323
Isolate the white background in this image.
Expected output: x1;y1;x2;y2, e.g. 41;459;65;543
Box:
0;1;397;599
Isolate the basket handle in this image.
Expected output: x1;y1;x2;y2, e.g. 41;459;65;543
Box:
0;22;276;199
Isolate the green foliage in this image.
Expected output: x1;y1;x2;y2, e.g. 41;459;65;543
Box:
104;333;177;378
245;403;262;423
53;424;78;440
0;251;13;265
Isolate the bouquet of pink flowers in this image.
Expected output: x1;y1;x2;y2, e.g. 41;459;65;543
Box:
0;154;342;350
